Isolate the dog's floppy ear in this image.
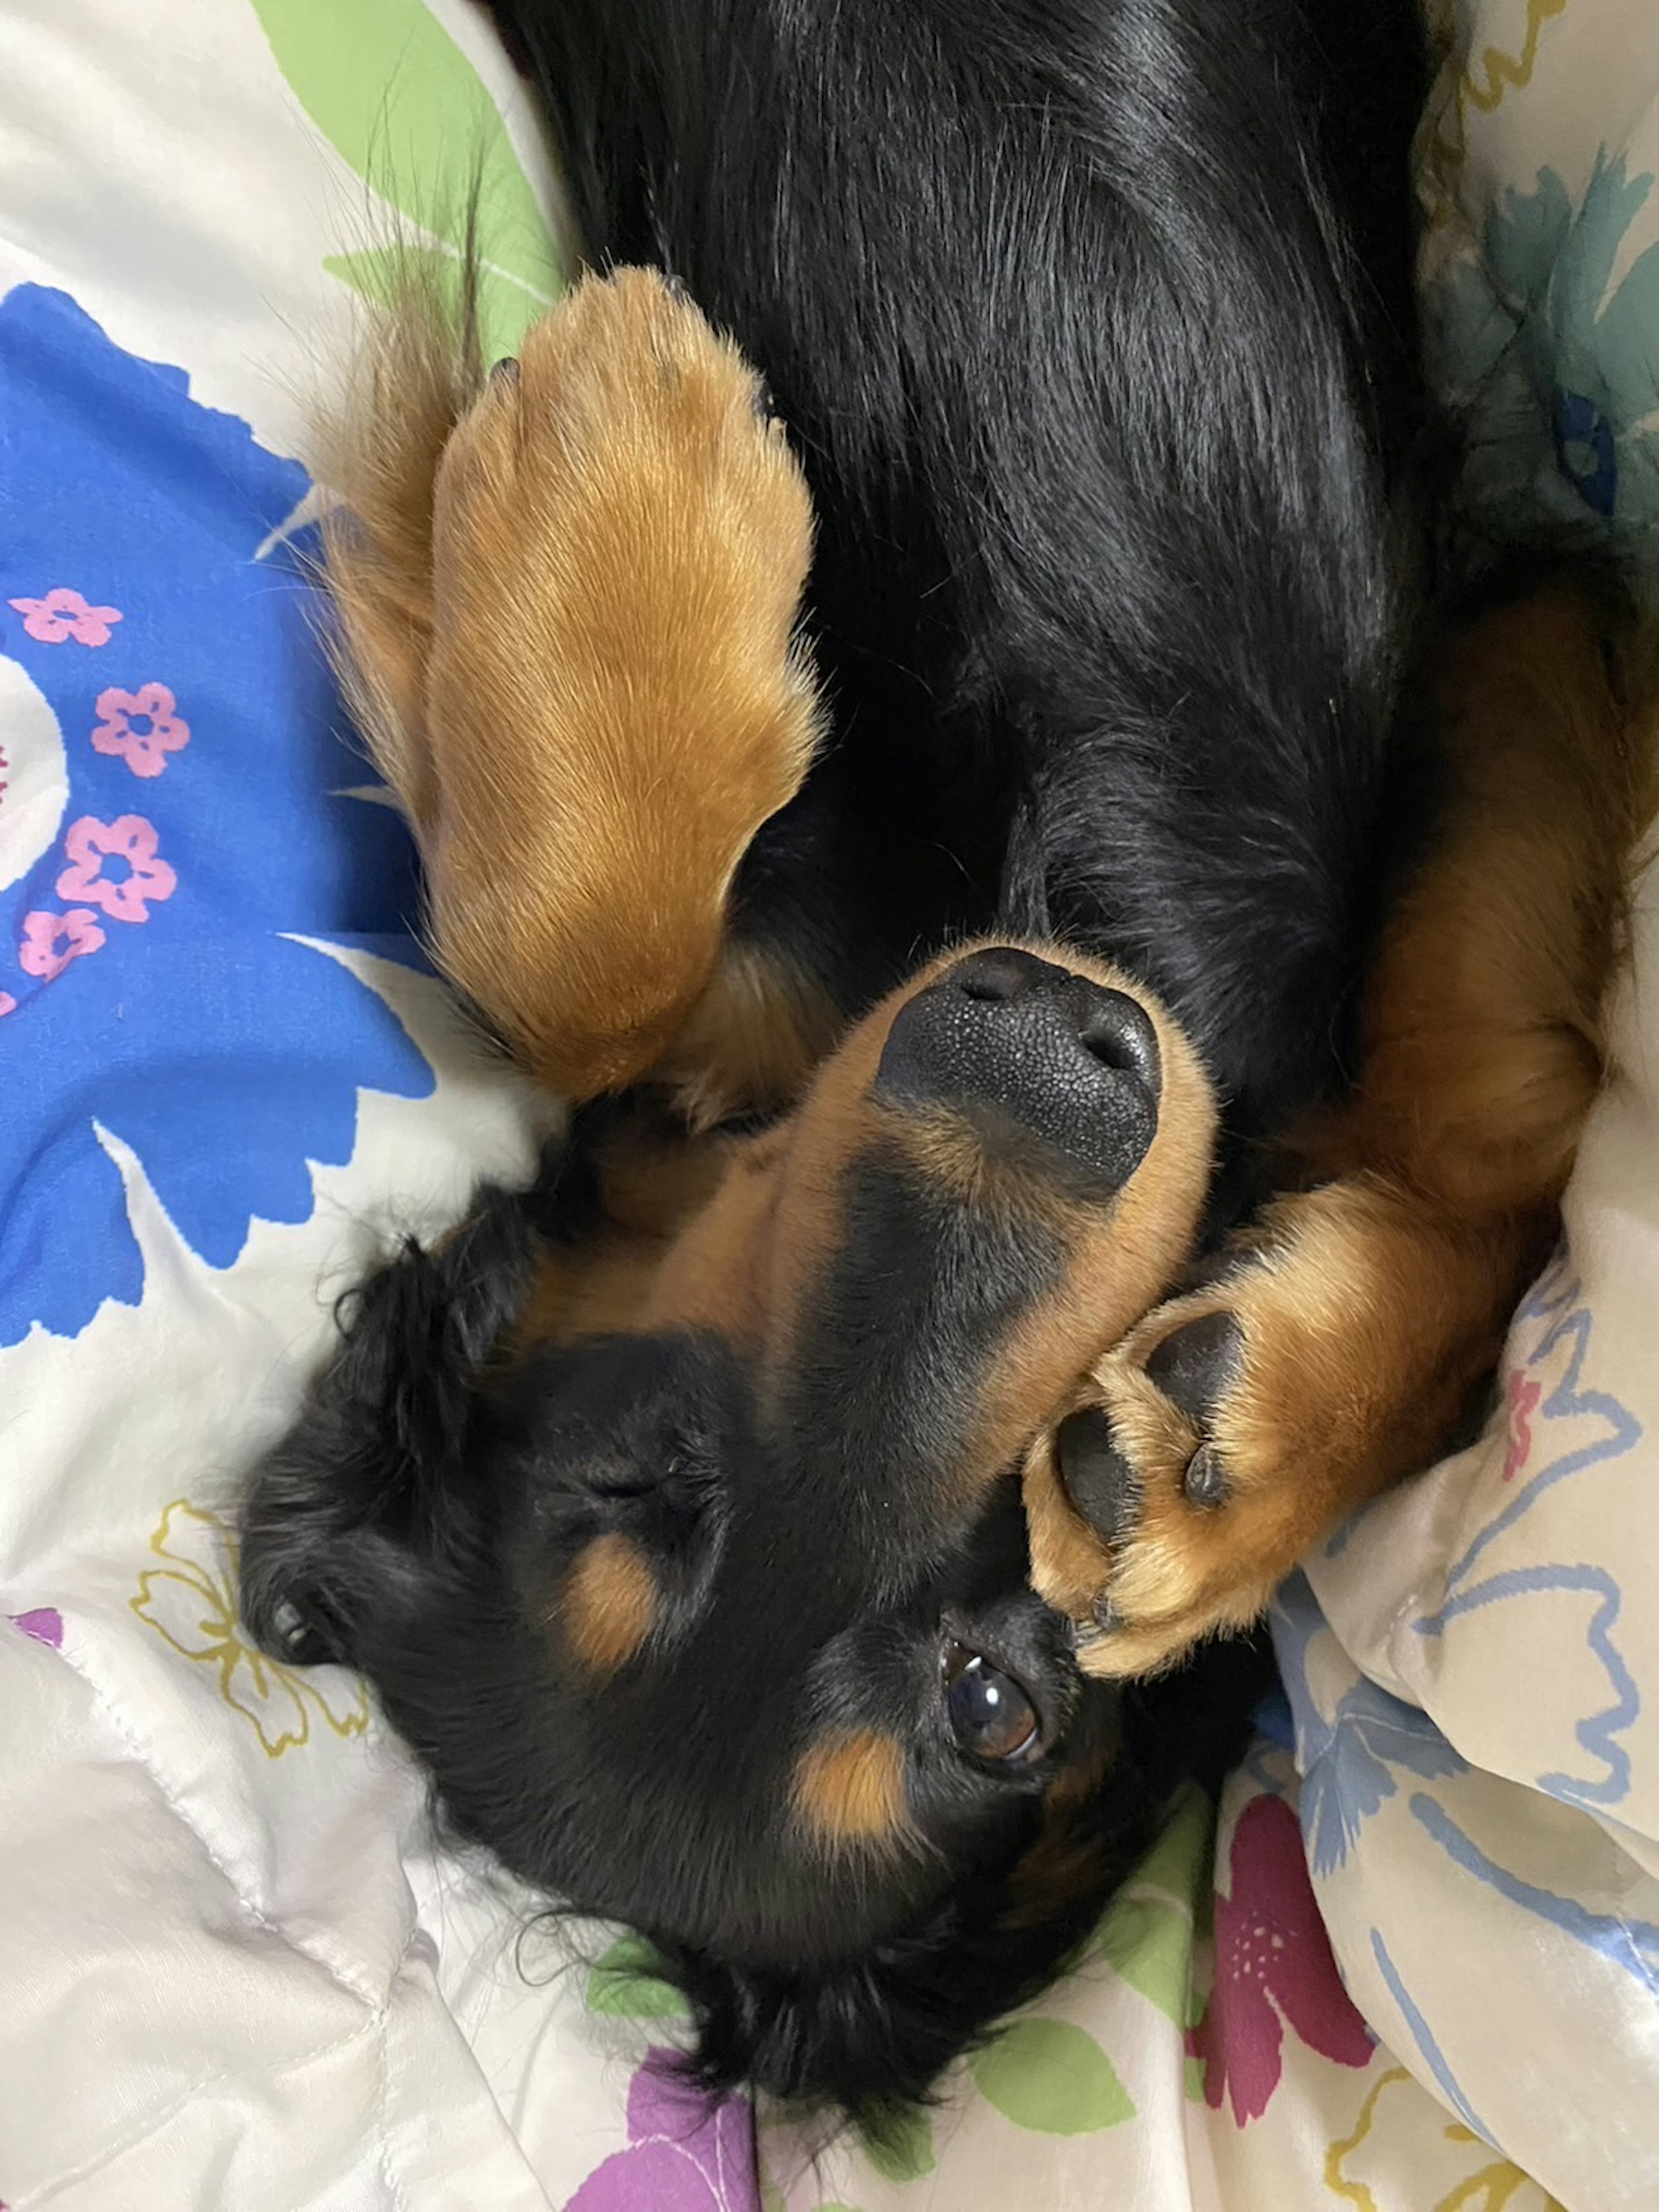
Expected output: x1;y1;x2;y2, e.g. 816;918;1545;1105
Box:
238;1181;540;1669
652;1860;1111;2124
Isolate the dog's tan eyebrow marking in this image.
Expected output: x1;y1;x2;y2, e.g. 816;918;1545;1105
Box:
560;1532;660;1675
791;1726;912;1851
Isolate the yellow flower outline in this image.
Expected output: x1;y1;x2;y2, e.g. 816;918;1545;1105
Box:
1420;0;1571;235
1326;2065;1565;2212
131;1498;369;1758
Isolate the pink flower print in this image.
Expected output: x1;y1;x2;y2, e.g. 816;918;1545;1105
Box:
567;2053;759;2212
91;682;191;779
8;587;123;646
1186;1792;1373;2124
0;993;14;1018
19;908;106;980
1502;1370;1543;1482
56;815;177;924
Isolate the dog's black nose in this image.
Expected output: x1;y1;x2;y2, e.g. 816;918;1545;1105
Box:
875;948;1161;1192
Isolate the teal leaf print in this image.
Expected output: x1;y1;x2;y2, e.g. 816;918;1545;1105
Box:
1425;148;1659;570
1482;165;1575;317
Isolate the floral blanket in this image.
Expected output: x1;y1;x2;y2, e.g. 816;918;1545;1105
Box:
0;3;1655;2207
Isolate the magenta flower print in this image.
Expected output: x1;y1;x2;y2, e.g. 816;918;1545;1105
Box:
567;2053;759;2212
8;586;122;646
56;814;177;924
91;682;191;779
1502;1369;1543;1482
1187;1791;1373;2124
19;907;106;980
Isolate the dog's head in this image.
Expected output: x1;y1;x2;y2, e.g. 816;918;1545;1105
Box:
241;939;1263;2116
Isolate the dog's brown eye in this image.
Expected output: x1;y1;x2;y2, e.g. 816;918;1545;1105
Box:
943;1641;1040;1764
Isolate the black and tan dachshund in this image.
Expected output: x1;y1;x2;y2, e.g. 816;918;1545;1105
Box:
238;0;1643;2122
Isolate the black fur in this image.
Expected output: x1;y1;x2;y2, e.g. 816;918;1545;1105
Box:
499;0;1429;1139
243;0;1427;2123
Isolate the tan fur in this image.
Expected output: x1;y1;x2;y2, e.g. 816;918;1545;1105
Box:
322;261;825;1106
791;1727;913;1853
1026;587;1652;1674
665;939;844;1130
559;1531;661;1676
313;245;486;835
325;267;1228;1498
427;273;823;1100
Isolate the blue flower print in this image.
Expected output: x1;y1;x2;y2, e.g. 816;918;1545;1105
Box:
0;284;435;1345
1273;1576;1466;1878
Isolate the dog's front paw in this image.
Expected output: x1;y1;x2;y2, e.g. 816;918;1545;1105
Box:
420;267;826;1100
1023;1180;1495;1675
1023;1277;1304;1672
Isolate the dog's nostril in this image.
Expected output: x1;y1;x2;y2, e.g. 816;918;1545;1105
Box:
1073;988;1161;1094
959;972;1012;1003
953;947;1057;1004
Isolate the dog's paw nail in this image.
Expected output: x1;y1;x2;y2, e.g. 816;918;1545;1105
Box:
1144;1309;1243;1423
1182;1441;1230;1509
1055;1405;1138;1544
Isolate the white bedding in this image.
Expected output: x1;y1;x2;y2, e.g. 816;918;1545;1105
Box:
1;3;1655;2207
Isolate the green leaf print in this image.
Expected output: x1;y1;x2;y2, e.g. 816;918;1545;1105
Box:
252;0;561;327
1096;1891;1201;2028
1119;1780;1214;1909
584;1933;688;2019
969;2017;1136;2134
855;2102;936;2184
1091;1781;1214;2025
321;245;547;368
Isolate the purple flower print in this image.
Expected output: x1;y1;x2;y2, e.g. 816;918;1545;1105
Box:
10;1608;63;1649
567;2053;759;2212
